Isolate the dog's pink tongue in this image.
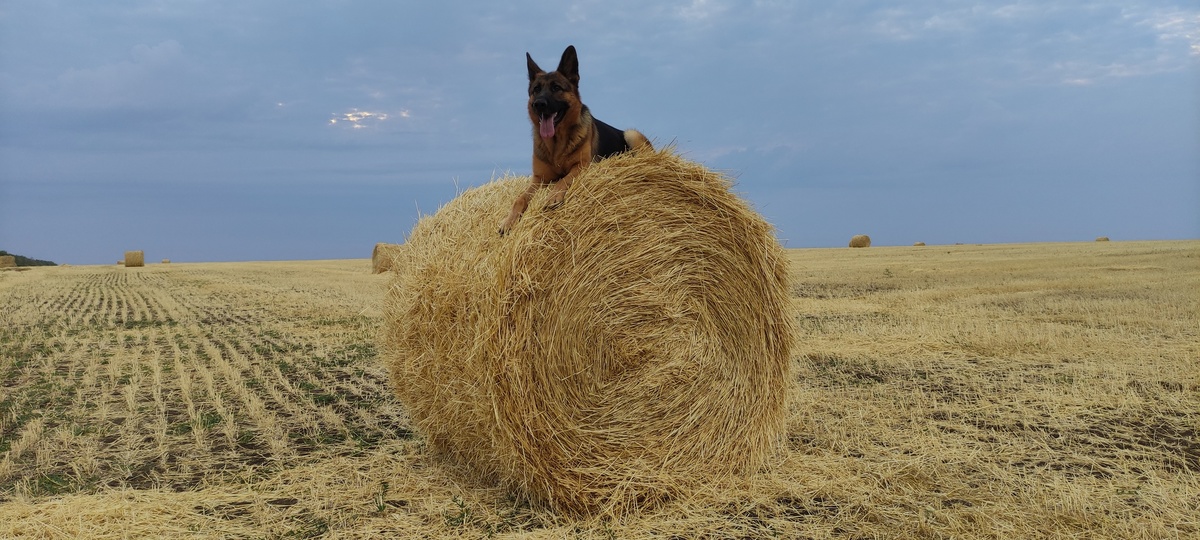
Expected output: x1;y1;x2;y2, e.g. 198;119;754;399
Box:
539;114;556;139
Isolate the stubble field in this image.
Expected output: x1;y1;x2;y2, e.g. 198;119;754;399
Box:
1;241;1197;538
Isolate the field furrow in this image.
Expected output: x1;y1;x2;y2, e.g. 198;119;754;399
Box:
206;336;293;460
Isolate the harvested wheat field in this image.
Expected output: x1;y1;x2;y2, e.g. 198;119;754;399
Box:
1;241;1198;538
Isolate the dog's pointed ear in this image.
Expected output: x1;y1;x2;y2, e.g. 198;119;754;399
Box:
526;53;544;82
556;45;579;85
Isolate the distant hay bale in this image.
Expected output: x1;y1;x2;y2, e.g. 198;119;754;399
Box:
382;149;794;517
124;251;144;268
913;241;926;246
0;255;14;268
849;234;871;248
371;243;402;274
1096;236;1110;242
161;259;171;264
117;260;124;266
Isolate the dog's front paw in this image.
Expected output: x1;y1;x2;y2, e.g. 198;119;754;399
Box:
498;218;515;237
544;191;565;210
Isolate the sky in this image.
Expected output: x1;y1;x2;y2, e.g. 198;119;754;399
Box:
1;1;1197;264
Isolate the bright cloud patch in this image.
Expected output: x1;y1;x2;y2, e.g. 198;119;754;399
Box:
329;108;392;129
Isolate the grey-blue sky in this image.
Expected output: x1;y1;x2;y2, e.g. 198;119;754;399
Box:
2;1;1197;263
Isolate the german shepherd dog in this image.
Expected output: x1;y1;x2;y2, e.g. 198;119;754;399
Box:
498;45;652;236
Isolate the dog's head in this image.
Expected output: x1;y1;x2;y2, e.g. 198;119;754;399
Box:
526;45;582;140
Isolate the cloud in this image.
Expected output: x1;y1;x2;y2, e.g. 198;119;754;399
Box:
1035;6;1200;85
851;2;1199;86
1135;8;1200;56
52;40;187;109
328;108;408;129
676;0;729;21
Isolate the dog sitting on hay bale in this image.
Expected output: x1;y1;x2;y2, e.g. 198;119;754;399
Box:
381;149;794;517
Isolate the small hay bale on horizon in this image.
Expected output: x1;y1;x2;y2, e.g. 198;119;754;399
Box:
913;241;926;246
849;234;871;248
0;255;14;268
124;251;145;268
371;242;402;274
381;149;794;518
1096;236;1110;242
161;259;171;264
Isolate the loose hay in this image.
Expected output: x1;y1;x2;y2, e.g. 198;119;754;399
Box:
124;251;145;267
0;255;14;268
382;149;794;518
371;242;402;274
849;235;871;248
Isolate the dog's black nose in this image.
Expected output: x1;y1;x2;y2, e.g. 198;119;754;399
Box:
532;97;548;111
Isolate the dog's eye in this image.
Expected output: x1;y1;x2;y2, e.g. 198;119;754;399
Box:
531;83;542;93
550;84;562;92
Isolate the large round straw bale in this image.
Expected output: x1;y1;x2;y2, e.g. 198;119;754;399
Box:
124;251;144;267
0;255;14;268
849;234;871;248
382;150;794;517
371;242;402;274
